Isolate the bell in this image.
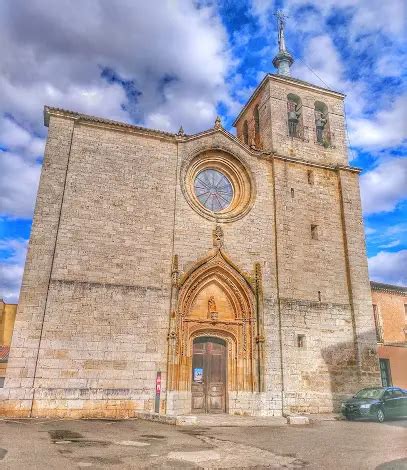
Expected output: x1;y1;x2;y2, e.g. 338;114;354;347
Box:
288;110;299;123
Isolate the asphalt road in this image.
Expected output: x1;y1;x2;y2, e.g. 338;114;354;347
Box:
0;417;406;469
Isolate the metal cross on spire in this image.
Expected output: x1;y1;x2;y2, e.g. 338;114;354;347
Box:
272;10;294;76
275;10;288;53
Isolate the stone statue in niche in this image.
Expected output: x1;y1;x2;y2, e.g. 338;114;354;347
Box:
208;296;218;322
213;224;224;249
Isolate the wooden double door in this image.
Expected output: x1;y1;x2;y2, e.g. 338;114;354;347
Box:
191;337;227;414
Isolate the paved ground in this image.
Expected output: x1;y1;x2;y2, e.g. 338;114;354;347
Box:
0;416;406;469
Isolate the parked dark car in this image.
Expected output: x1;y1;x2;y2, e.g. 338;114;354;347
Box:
341;387;407;422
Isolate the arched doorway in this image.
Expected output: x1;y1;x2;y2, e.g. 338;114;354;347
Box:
192;336;227;413
167;248;265;416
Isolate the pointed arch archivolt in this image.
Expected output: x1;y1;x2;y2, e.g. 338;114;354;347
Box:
168;250;257;393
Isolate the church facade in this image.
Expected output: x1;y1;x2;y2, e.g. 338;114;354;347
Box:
0;29;381;417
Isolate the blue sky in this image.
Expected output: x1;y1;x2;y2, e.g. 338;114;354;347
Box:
0;0;406;302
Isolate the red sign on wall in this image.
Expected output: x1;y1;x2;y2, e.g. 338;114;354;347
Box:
156;372;161;394
155;371;161;413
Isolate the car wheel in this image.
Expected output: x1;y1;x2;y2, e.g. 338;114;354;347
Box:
376;409;385;423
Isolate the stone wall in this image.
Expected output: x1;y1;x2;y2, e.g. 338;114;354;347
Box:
0;116;178;417
1;72;381;417
0;301;17;347
371;288;407;343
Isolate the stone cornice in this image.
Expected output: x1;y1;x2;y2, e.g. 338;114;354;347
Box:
44;106;177;140
370;281;407;295
43;106;359;173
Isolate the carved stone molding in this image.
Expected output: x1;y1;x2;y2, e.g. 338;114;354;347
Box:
167;247;259;394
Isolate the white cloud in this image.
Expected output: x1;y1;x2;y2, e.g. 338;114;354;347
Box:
349;95;407;149
368;249;407;286
0;151;41;218
0;0;232;134
291;35;344;91
0;0;234;219
0;118;45;158
360;157;407;214
365;227;376;236
286;0;406;38
0;238;28;303
250;0;275;29
379;240;400;249
284;0;406;152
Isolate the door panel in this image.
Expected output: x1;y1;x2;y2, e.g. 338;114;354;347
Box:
191;341;206;413
191;337;226;414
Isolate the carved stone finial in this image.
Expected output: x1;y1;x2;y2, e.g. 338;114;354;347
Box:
214;116;222;129
177;126;185;136
171;254;179;286
254;262;263;295
213;224;224;249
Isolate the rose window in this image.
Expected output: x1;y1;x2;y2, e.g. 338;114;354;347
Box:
194;169;233;212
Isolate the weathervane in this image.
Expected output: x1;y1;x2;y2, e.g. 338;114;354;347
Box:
272;10;294;77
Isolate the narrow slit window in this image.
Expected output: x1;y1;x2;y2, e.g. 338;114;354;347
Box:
291;188;295;198
297;335;305;348
243;120;249;145
311;224;318;240
254;105;260;139
307;170;314;185
318;291;321;302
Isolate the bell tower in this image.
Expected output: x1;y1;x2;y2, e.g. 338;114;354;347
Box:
234;14;348;168
233;12;380;413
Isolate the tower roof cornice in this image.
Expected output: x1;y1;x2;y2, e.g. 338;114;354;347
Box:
232;74;345;127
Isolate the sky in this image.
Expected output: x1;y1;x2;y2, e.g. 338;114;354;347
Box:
0;0;406;303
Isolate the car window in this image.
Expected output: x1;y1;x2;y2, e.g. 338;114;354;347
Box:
355;388;384;399
392;389;404;398
383;391;392;399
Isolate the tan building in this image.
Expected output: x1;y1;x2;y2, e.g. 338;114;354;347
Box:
0;22;380;418
371;282;407;389
0;300;17;387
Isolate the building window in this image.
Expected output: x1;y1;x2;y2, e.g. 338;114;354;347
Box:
194;168;233;212
307;170;314;185
314;101;331;146
287;93;303;138
253;104;260;145
372;304;383;342
311;224;318;240
318;291;321;302
243;120;249;145
379;359;392;387
291;188;295;198
297;334;305;348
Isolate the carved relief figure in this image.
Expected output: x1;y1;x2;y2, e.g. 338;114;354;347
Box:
208;295;218;321
213;224;224;248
